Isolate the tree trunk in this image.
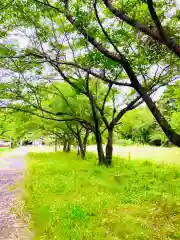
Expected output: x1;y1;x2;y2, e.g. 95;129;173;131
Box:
83;130;89;156
77;136;85;159
63;141;67;152
94;129;105;165
10;136;12;149
122;60;180;147
133;80;180;147
88;93;105;165
105;128;113;166
66;141;71;152
55;137;58;152
77;130;89;160
77;146;80;155
79;141;85;159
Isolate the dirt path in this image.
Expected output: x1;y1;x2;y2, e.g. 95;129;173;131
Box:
0;147;31;240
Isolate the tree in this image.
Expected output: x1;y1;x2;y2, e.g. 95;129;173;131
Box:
0;110;34;147
103;0;180;57
59;0;180;147
1;0;180;165
119;107;154;144
159;81;180;135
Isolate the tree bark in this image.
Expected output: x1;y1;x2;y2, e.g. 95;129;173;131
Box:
105;128;113;166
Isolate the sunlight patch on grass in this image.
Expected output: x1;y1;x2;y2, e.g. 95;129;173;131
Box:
113;145;180;164
24;152;180;240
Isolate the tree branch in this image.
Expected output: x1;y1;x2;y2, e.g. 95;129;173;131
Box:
57;61;131;87
63;0;122;62
102;83;113;114
147;0;170;42
93;0;121;55
103;0;180;57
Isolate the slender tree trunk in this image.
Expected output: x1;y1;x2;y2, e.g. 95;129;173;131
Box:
83;130;89;155
77;146;80;155
89;93;105;165
78;130;89;160
105;128;113;166
63;141;67;152
78;140;85;159
77;135;86;159
66;141;71;152
94;129;105;165
55;137;58;152
10;136;12;149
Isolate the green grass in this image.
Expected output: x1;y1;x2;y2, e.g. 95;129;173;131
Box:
25;152;180;240
113;145;180;164
0;147;9;155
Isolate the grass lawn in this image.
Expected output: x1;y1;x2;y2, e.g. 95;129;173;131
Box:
0;147;9;155
25;152;180;240
87;145;180;164
113;145;180;164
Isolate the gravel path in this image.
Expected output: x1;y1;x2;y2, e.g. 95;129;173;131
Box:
0;147;31;240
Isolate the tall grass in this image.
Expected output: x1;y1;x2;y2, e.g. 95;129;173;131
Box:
25;152;180;240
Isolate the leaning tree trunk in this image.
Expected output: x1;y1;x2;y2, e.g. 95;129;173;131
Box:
105;128;113;166
122;61;180;147
133;80;180;146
